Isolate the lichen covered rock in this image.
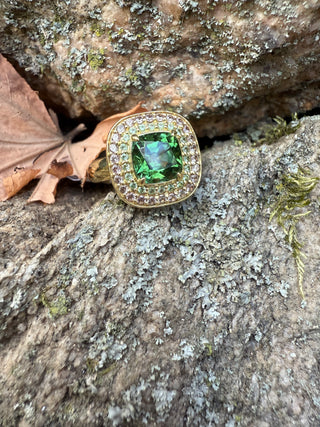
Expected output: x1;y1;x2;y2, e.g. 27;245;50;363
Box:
0;116;320;425
1;0;320;136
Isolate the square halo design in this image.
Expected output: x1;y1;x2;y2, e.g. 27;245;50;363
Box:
105;111;202;208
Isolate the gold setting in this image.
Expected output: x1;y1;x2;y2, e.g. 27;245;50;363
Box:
104;111;202;208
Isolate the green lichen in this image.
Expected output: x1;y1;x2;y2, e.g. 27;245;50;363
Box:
88;48;105;70
270;167;319;299
204;343;213;356
119;60;155;94
90;22;105;37
40;293;69;318
70;79;86;94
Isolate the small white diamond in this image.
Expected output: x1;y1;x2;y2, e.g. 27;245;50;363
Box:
111;164;121;174
112;133;120;142
126;193;136;202
110;154;119;163
119;185;127;194
117;124;125;133
110;143;118;153
190;156;198;165
168;194;177;202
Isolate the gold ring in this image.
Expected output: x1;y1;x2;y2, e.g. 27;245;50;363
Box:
89;111;201;208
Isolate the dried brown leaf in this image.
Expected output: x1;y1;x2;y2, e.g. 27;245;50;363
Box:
0;54;147;203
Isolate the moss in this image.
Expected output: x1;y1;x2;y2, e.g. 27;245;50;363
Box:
232;114;301;147
255;114;300;146
269;167;319;299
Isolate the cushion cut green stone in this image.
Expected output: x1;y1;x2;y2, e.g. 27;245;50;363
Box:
132;132;182;183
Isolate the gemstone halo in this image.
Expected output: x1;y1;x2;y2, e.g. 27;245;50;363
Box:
104;111;201;208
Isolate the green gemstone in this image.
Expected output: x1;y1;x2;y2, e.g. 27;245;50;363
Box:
132;132;182;184
130;182;137;190
120;143;129;151
148;187;156;195
138;186;146;194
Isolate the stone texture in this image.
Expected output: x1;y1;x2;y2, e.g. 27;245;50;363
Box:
0;116;320;426
0;0;320;136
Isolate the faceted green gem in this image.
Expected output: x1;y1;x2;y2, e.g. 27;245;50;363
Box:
148;187;156;195
130;182;137;190
132;132;182;184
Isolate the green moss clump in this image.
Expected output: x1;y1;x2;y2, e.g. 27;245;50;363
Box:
256;114;300;146
270;167;319;299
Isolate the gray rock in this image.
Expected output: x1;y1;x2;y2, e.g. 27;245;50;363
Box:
0;1;320;136
0;115;319;425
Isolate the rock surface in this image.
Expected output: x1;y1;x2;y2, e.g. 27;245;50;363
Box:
0;116;320;426
1;1;320;136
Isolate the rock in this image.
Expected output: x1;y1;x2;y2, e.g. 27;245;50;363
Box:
0;115;320;425
0;1;320;136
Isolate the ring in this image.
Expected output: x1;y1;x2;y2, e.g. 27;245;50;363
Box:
90;111;201;208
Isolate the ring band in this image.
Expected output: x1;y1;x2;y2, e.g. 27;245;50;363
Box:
90;111;201;208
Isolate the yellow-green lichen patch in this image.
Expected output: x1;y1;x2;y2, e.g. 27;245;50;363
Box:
88;48;105;70
40;293;70;318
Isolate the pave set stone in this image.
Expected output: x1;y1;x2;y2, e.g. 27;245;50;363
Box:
106;111;201;207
